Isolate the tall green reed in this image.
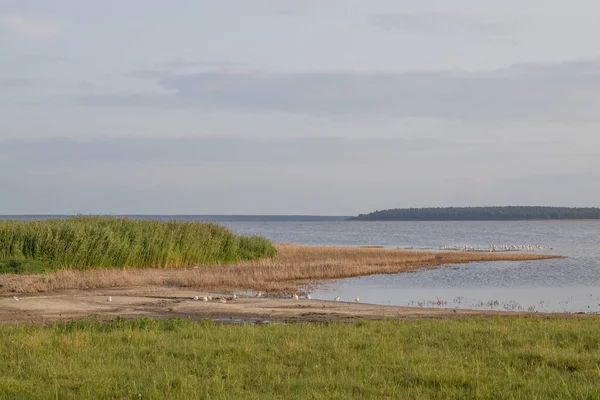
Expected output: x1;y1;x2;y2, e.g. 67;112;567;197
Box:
0;217;275;271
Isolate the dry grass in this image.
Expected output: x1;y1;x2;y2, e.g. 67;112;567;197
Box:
0;244;562;294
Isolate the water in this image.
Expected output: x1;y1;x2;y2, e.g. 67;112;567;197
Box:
217;220;600;313
3;216;599;313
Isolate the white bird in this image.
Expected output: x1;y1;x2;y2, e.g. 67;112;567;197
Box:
306;294;311;300
202;296;208;302
256;291;262;298
208;295;213;301
193;296;199;301
232;294;237;300
334;296;340;302
107;296;112;302
355;297;360;303
12;296;19;302
220;298;227;304
293;294;299;300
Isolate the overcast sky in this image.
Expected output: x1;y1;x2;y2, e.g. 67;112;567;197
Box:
1;0;600;215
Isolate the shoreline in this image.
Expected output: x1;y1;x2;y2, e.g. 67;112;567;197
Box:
0;244;567;325
0;244;562;294
1;286;595;326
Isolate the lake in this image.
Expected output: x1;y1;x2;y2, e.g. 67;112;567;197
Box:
218;220;600;313
4;216;599;313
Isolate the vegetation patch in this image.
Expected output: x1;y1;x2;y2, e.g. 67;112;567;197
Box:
0;317;599;399
0;217;275;273
0;244;560;293
351;206;600;221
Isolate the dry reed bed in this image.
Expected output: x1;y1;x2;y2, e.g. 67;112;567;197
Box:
0;244;562;294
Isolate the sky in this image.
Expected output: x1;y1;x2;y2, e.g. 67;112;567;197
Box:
1;0;600;215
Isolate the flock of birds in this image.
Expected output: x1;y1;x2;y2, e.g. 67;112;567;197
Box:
184;292;359;304
4;292;356;304
439;244;552;252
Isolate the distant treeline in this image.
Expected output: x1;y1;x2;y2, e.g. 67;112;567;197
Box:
349;206;600;221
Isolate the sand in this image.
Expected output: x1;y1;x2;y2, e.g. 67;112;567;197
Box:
0;287;590;326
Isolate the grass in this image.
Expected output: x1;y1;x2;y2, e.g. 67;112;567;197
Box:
0;217;275;273
0;244;561;294
0;317;599;399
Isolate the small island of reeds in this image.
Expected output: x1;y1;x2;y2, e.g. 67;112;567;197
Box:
0;217;275;274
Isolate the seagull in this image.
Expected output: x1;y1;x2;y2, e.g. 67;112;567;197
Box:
232;294;237;300
12;296;19;302
334;296;340;302
293;294;299;300
220;298;227;304
208;295;213;301
256;291;262;298
202;296;208;302
355;297;360;303
306;294;311;300
107;296;112;302
193;296;199;301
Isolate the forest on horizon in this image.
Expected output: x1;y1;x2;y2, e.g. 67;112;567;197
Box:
349;206;600;221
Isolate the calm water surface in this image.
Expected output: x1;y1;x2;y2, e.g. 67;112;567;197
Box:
4;217;599;313
220;220;600;313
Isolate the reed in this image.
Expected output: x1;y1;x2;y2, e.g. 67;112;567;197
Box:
0;217;275;273
0;244;561;294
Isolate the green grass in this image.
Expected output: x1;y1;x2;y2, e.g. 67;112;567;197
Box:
0;217;275;273
0;317;599;399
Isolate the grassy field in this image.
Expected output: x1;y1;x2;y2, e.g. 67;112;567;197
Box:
0;217;275;273
0;317;598;399
0;244;561;294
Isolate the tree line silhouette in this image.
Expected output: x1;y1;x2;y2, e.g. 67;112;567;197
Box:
349;206;600;221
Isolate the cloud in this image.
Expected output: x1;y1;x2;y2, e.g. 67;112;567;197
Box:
276;0;342;17
77;59;600;123
129;70;173;80
1;136;596;214
160;60;240;69
0;14;63;40
371;12;517;37
130;61;242;80
0;136;474;167
0;78;32;88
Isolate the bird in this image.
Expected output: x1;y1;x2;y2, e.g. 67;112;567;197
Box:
193;296;199;301
306;294;311;300
256;291;262;298
12;296;19;302
355;297;360;303
202;296;208;302
334;296;340;302
232;294;237;300
107;296;112;302
293;294;299;300
208;295;213;301
219;298;227;304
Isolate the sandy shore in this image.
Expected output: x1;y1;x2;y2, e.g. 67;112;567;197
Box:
0;245;570;325
0;286;592;326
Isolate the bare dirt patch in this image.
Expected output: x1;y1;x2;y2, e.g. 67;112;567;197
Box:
0;287;586;326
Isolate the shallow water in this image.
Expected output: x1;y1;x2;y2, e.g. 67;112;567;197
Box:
219;220;600;313
4;217;600;313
